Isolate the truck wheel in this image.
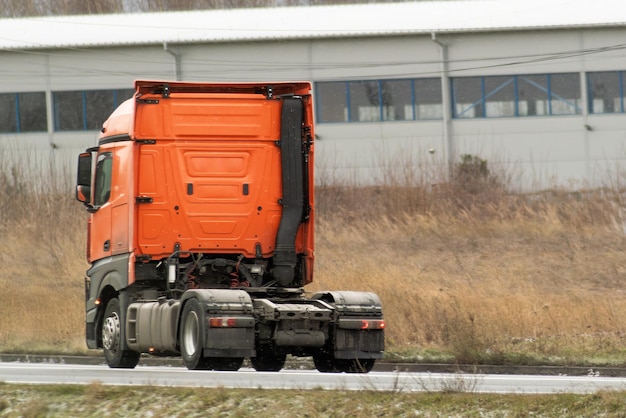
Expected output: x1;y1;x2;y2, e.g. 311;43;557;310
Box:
102;298;140;369
208;357;244;371
181;298;211;370
313;352;375;373
251;351;286;372
343;359;375;373
313;352;339;373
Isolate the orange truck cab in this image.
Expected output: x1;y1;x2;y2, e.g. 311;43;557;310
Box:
76;80;384;372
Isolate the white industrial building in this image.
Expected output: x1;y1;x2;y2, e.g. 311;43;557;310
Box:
1;0;626;189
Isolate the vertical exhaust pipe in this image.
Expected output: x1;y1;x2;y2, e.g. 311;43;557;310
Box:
272;98;305;286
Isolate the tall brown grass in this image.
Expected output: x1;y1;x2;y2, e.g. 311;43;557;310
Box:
2;147;626;365
0;147;87;353
312;153;626;364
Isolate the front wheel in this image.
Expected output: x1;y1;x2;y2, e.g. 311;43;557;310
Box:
102;298;140;369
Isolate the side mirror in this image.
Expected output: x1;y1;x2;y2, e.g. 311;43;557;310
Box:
76;152;93;204
76;185;91;204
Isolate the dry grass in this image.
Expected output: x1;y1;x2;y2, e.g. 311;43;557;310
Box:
0;148;87;354
311;209;626;364
311;154;626;365
2;148;626;365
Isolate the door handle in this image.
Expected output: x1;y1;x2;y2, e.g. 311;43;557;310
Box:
103;240;110;252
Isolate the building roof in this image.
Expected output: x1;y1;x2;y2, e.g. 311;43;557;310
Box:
1;0;625;50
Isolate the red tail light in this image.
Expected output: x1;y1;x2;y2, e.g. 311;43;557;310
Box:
361;320;385;330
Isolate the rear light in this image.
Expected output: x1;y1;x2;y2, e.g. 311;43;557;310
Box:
208;317;254;328
361;319;385;330
338;318;385;330
209;318;232;327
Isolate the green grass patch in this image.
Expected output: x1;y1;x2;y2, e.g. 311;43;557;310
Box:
1;384;626;417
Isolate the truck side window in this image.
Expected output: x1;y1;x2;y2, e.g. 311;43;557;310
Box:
94;152;113;206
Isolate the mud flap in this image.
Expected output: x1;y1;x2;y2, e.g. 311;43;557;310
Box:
181;289;256;358
312;291;385;359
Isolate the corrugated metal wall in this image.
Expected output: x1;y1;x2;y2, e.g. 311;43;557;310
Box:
1;27;625;189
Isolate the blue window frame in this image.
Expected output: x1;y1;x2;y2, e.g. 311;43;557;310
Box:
0;92;47;133
587;71;626;114
451;73;581;118
315;78;442;123
53;89;134;131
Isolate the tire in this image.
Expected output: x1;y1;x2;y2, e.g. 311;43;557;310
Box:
102;298;140;369
313;351;339;373
180;298;211;370
208;357;244;372
251;349;286;372
343;359;375;373
313;351;375;374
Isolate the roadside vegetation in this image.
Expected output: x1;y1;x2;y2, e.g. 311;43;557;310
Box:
313;152;626;367
2;147;626;369
2;383;626;417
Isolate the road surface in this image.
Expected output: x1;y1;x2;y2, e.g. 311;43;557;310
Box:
2;362;626;394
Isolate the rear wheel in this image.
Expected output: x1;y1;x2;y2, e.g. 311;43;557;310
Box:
343;358;375;373
251;350;286;372
313;353;338;373
313;351;375;374
180;298;211;370
102;298;140;369
208;357;244;371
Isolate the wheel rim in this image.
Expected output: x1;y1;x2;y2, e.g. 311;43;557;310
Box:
182;311;199;357
102;312;120;352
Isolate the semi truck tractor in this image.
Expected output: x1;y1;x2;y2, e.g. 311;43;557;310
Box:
75;80;384;373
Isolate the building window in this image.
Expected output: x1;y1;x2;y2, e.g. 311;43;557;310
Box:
315;78;442;123
588;71;625;113
0;94;17;133
86;90;115;130
518;75;548;116
452;77;483;118
53;89;134;131
349;80;381;122
381;79;412;121
414;78;443;119
54;91;83;131
452;73;581;118
485;76;516;117
549;73;581;115
0;92;46;133
316;82;348;123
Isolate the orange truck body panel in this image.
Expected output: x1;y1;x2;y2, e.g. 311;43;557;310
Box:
93;80;314;284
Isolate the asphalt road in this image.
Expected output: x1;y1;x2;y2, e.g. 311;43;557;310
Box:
2;362;626;394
